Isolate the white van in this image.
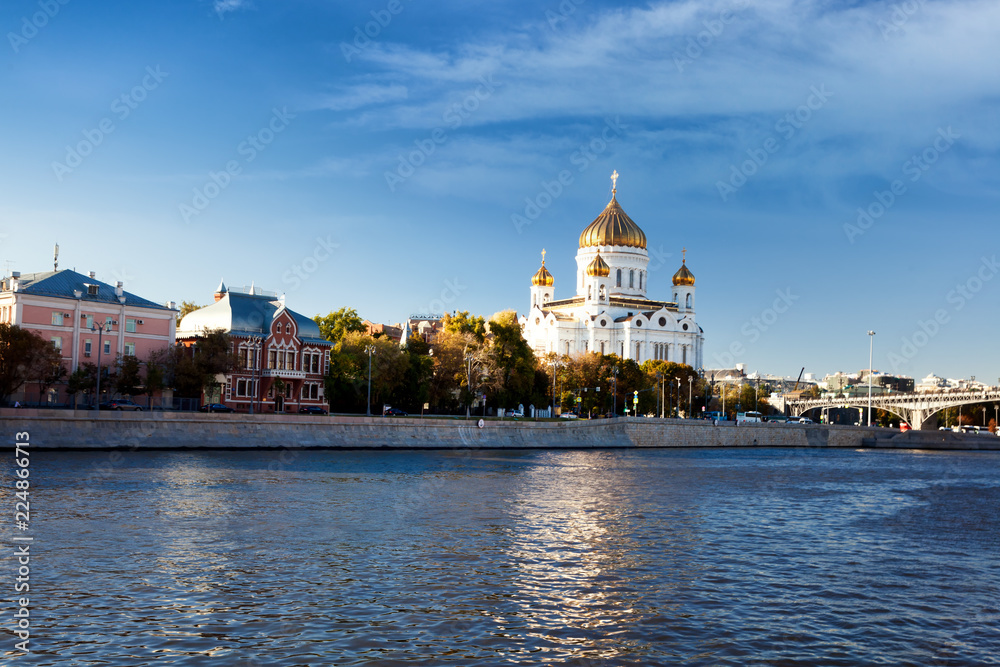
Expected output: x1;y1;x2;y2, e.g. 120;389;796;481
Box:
737;411;763;424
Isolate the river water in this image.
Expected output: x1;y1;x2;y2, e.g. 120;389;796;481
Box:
4;447;999;666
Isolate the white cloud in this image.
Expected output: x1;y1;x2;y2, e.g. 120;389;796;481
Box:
214;0;250;17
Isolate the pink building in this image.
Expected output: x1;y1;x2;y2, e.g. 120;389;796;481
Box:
0;269;177;404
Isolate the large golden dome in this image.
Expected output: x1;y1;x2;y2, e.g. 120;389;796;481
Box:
586;251;610;277
531;249;554;286
672;259;695;286
578;192;646;250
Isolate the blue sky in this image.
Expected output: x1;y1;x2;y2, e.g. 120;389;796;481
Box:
3;0;998;382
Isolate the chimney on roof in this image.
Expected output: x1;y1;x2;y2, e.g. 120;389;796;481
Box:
115;281;124;297
89;271;95;279
10;272;20;292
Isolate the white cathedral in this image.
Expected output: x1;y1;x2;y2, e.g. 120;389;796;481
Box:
519;172;704;368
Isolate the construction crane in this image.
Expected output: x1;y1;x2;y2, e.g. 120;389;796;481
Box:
792;367;806;391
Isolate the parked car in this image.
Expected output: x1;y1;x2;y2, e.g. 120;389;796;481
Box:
506;409;524;417
559;412;579;419
384;407;407;417
298;406;328;415
199;403;235;413
99;399;142;411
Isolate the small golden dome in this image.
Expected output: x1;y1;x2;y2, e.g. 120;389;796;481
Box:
578;192;646;250
586;251;610;277
672;257;695;286
531;249;554;286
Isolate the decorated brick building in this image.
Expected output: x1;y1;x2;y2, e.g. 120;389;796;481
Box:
176;281;332;412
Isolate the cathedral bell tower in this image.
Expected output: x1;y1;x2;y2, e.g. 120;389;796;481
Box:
530;249;554;310
672;248;696;313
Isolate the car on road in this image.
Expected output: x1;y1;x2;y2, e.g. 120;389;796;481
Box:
506;409;524;417
99;399;143;411
384;407;407;417
298;406;329;415
559;412;579;419
199;403;235;413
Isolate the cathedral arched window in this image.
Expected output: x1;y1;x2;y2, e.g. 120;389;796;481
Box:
639;272;643;289
629;270;635;288
588;286;592;301
543;292;549;303
686;294;692;308
616;269;621;287
599;285;606;301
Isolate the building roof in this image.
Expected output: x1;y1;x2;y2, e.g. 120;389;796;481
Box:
2;269;173;311
177;290;328;344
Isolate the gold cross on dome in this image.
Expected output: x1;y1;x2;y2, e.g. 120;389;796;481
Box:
682;247;687;262
611;170;619;192
541;248;546;264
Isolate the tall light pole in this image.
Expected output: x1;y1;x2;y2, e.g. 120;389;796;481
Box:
688;376;693;419
611;365;618;416
90;321;112;409
365;344;376;416
722;381;726;421
465;352;473;418
867;330;876;427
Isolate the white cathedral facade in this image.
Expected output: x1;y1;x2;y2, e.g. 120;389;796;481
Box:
519;173;704;368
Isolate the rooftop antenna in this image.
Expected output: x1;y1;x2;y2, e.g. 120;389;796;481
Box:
54;243;59;271
3;260;12;276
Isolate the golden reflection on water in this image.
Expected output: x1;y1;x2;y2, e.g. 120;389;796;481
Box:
502;451;692;657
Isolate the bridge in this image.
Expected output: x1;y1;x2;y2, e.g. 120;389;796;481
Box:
777;390;1000;430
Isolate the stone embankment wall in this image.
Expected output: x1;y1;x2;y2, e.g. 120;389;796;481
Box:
3;410;997;450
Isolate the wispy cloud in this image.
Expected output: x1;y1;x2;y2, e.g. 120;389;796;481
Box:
214;0;250;18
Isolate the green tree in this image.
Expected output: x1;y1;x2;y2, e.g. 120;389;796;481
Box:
486;310;536;409
142;349;168;409
314;307;366;344
170;331;238;400
114;355;143;397
442;311;486;342
0;324;63;405
26;341;67;404
66;363;97;408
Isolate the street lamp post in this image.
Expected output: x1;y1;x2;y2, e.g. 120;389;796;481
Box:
688;376;693;419
90;321;112;409
722;381;726;421
611;366;618;416
867;330;876;427
365;344;376;416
